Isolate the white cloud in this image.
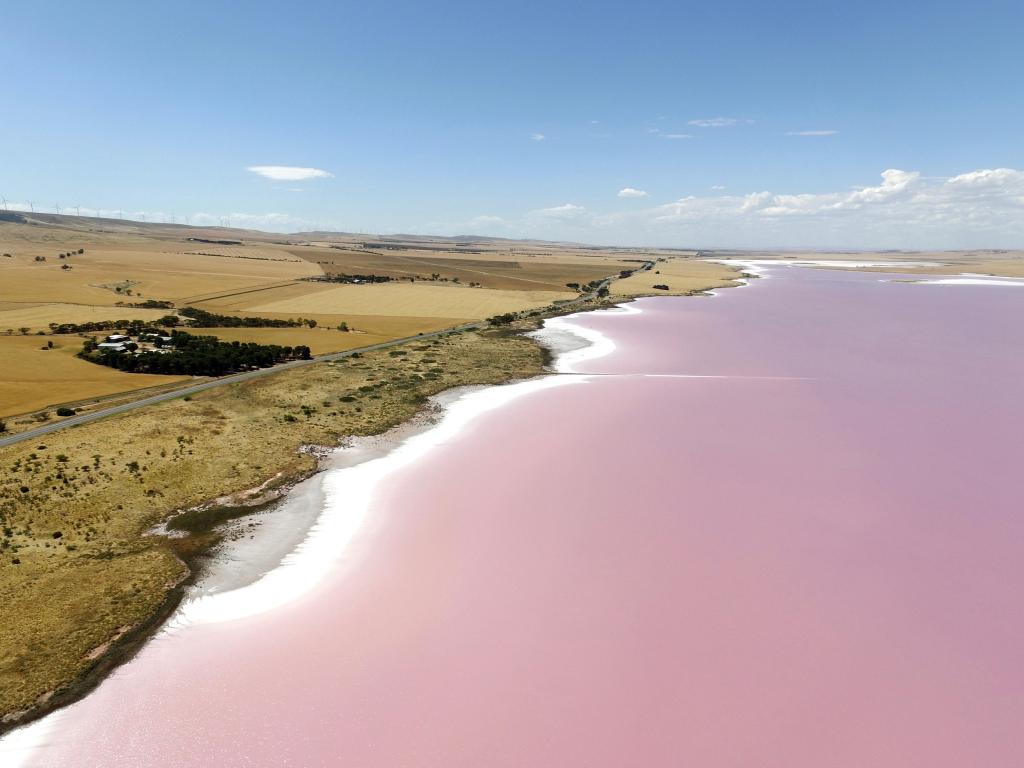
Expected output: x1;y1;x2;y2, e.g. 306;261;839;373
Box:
617;188;649;199
662;133;694;140
711;185;726;191
688;117;750;128
530;133;546;141
247;165;333;181
533;203;588;220
786;130;839;136
481;167;1024;248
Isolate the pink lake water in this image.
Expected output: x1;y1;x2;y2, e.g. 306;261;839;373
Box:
4;265;1024;767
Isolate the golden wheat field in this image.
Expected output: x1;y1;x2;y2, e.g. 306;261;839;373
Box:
0;303;174;333
295;243;637;291
612;258;742;297
243;282;574;318
0;334;188;418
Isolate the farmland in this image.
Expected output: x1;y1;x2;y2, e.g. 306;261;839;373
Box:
612;257;741;297
0;334;188;419
0;214;666;419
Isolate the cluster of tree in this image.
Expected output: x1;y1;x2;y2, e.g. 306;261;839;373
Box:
178;307;308;328
79;331;312;376
652;284;670;291
309;274;394;284
487;313;517;326
48;318;177;335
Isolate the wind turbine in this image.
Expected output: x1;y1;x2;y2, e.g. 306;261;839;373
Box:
27;201;35;213
54;203;61;214
0;196;7;211
74;205;81;217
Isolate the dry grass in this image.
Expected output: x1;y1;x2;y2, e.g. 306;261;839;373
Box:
612;257;742;297
0;328;546;724
0;335;188;418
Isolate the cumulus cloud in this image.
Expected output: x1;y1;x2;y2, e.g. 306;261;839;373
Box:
662;133;694;140
786;130;839;136
688;117;749;128
440;167;1024;248
530;133;546;141
247;165;333;181
618;188;649;198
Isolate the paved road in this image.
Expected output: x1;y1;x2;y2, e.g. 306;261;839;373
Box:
0;321;483;450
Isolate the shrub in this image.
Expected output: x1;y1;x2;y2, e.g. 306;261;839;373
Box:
653;284;670;291
56;407;76;417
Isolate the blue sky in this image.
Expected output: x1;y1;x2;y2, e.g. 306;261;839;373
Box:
2;0;1022;247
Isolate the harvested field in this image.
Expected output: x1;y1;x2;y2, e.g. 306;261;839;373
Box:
0;334;188;418
192;327;389;355
245;282;573;319
0;303;173;333
0;243;320;306
291;244;633;291
613;258;742;297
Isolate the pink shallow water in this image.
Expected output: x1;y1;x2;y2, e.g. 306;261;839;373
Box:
8;266;1024;766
